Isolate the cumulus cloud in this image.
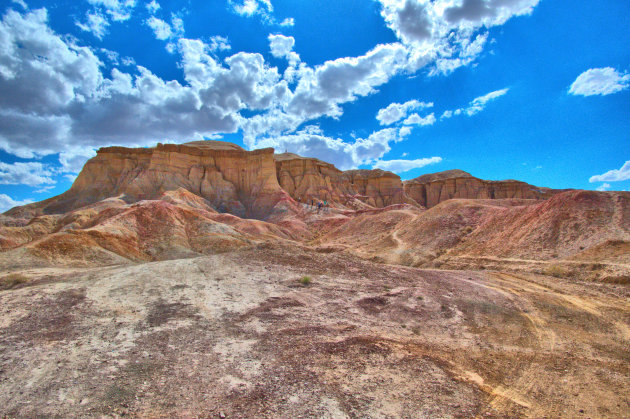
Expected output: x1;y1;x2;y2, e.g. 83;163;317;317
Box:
0;4;532;182
372;156;442;173
75;11;110;39
230;0;272;18
589;161;630;183
403;112;435;126
268;34;300;64
0;194;33;213
146;0;160;14
569;67;630;97
378;0;539;74
146;16;172;40
279;17;294;27
0;162;55;186
376;99;433;125
87;0;136;22
595;183;611;192
209;35;231;52
252;127;407;170
146;14;184;44
0;9;258;171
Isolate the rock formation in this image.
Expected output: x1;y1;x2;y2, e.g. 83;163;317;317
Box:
11;141;293;220
275;153;417;208
403;169;566;208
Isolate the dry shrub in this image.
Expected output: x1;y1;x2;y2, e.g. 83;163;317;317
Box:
0;273;28;290
600;275;630;285
544;264;569;278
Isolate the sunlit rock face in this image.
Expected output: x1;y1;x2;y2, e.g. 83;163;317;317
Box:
13;141;293;220
403;169;565;208
275;153;418;209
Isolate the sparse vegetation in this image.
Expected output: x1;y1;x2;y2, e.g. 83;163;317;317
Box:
0;273;28;290
544;264;569;278
299;275;312;285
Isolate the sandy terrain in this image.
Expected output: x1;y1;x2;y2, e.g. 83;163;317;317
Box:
1;244;628;418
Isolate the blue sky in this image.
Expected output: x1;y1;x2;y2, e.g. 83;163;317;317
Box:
0;0;629;211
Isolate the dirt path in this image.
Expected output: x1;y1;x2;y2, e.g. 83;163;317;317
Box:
0;246;628;417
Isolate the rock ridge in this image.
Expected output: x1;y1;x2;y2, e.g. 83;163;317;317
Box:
404;169;566;208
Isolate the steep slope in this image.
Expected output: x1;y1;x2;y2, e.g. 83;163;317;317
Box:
404;169;566;208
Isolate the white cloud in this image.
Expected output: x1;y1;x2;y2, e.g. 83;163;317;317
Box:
569;67;630;97
403;112;435;126
87;0;136;22
279;17;294;27
34;185;55;193
441;87;508;119
0;162;55;186
231;0;272;18
268;34;300;64
372;156;442;173
12;0;28;10
100;48;119;63
209;35;231;52
252;127;406;170
378;0;539;74
75;11;110;39
121;56;136;66
595;183;611;192
376;99;433;125
146;16;171;40
589;161;630;183
464;87;508;115
0;5;532;178
146;0;160;14
145;14;184;52
0;194;33;213
64;174;78;183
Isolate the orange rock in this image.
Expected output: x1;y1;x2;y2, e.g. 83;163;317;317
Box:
404;169;566;208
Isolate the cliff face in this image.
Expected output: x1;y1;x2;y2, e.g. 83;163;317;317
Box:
403;170;564;208
21;141;291;220
274;153;415;208
5;142;568;221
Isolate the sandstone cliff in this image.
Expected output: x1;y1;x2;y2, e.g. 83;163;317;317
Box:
403;169;565;208
275;153;417;208
12;141;293;220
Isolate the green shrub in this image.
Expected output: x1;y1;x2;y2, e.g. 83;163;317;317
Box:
299;276;312;285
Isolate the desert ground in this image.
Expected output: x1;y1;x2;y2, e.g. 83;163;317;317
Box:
1;244;628;418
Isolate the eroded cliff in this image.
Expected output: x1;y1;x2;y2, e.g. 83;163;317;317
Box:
403;169;565;208
275;153;417;209
13;141;292;220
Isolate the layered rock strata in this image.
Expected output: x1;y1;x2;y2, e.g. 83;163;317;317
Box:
12;141;290;220
274;153;415;208
404;169;565;208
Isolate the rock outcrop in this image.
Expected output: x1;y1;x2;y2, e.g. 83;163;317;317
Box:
11;141;293;220
403;169;566;208
275;153;417;208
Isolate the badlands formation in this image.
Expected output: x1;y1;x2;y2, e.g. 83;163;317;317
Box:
0;140;629;417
